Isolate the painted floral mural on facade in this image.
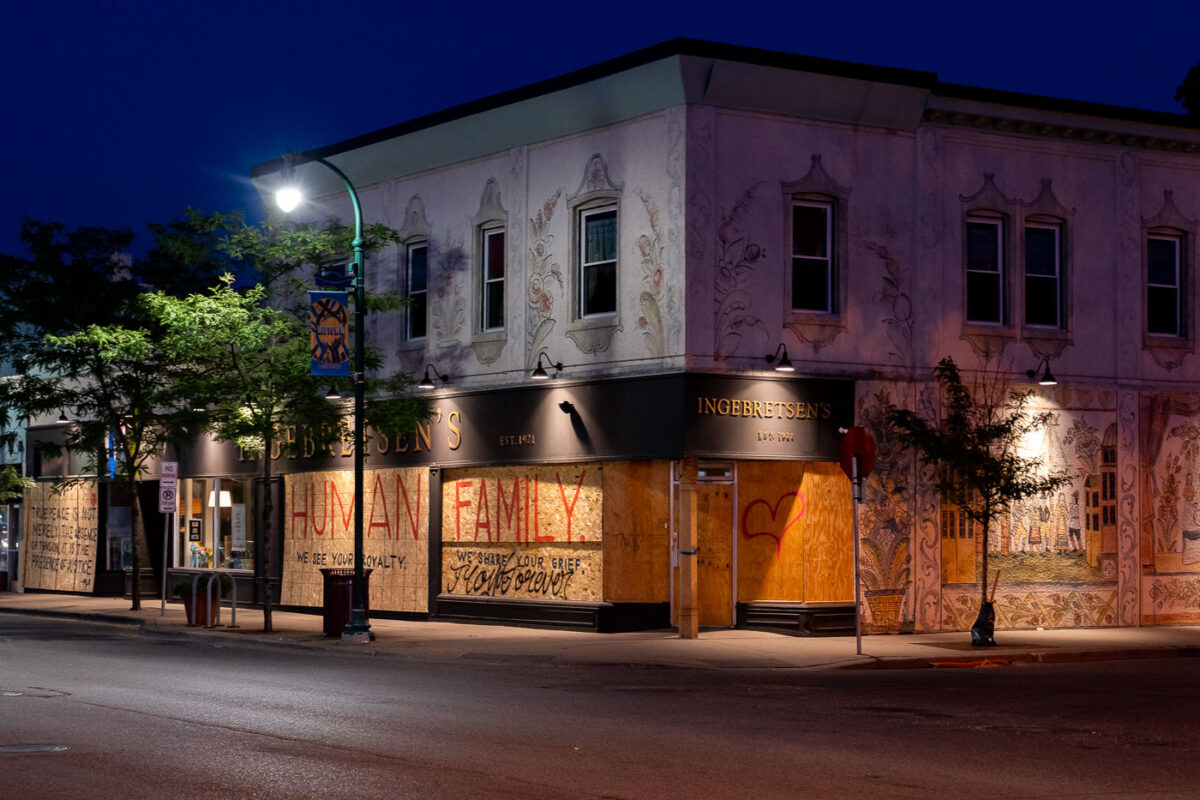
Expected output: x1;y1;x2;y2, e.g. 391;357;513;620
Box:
635;189;666;357
526;189;562;365
713;184;766;360
429;232;465;344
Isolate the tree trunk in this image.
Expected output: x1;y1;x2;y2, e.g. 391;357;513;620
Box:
980;502;991;607
260;430;274;633
129;475;142;611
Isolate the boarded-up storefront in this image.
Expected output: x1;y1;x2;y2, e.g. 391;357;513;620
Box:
281;467;429;612
736;461;853;604
441;463;603;602
23;481;100;592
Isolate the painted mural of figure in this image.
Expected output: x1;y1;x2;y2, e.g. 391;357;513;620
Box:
1014;518;1028;554
1053;496;1070;553
1028;504;1043;550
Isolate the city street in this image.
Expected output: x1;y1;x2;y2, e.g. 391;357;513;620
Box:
1;615;1198;799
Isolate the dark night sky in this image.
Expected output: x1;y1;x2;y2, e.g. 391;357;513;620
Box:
3;0;1196;258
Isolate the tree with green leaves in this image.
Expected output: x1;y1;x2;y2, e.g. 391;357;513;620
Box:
885;357;1070;644
1176;61;1200;119
0;465;34;504
0;322;190;610
0;220;140;364
145;213;427;632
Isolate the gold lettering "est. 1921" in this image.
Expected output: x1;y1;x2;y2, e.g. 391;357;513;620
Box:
696;397;832;420
498;434;536;447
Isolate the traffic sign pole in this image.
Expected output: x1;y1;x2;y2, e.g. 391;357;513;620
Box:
852;455;862;656
159;463;178;616
839;429;875;658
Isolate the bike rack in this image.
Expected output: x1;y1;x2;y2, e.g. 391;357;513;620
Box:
183;571;238;629
205;572;238;629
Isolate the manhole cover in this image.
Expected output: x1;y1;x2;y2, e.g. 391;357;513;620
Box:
0;745;70;754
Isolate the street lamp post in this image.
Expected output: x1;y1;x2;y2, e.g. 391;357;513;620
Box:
278;153;373;642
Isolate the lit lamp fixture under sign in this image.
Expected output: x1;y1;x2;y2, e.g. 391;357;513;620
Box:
1025;357;1057;386
530;352;563;381
766;343;794;372
418;364;450;390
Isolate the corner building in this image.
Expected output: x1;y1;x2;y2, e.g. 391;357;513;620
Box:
232;40;1198;633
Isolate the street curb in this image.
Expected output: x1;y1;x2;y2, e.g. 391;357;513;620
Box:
839;646;1200;670
5;605;1199;672
0;607;143;628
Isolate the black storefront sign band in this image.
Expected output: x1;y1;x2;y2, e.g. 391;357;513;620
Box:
158;372;855;477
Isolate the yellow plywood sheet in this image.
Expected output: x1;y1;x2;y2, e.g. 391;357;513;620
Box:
602;460;670;602
281;467;429;612
441;463;602;602
442;545;602;601
698;483;734;626
442;463;602;544
737;461;852;603
23;481;99;593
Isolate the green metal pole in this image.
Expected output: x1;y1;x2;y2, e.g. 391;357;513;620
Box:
308;155;373;642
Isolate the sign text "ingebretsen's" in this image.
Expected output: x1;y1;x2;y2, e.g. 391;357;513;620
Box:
695;397;833;420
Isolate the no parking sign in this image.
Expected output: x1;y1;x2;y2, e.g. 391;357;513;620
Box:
158;462;178;513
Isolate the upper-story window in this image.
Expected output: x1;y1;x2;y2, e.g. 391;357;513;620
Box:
791;201;834;313
406;241;428;341
481;227;505;332
579;206;617;317
1024;223;1063;328
965;217;1005;325
1147;233;1184;337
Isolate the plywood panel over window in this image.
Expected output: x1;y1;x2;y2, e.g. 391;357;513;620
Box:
737;461;852;603
282;468;429;612
23;481;99;593
441;463;603;602
602;460;670;602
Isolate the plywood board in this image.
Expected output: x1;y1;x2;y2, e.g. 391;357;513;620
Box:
602;460;670;602
442;545;602;601
698;483;734;626
802;462;854;602
23;481;99;593
737;461;852;603
441;463;602;602
281;467;429;612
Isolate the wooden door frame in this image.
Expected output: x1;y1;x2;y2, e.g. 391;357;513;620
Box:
671;460;737;628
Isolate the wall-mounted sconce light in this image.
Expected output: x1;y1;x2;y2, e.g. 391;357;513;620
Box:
207;490;233;508
530;353;563;381
1025;358;1057;386
765;343;794;372
558;401;575;414
418;364;450;390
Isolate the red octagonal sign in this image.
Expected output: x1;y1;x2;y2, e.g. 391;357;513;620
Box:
839;426;876;480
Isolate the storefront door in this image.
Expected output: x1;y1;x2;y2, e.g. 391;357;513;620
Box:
696;481;734;627
672;461;736;628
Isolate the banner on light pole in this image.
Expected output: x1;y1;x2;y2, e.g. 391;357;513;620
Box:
309;291;350;377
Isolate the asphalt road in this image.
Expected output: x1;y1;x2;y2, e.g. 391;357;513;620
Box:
0;614;1197;799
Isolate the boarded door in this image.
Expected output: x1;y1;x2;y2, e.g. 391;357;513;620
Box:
697;483;734;627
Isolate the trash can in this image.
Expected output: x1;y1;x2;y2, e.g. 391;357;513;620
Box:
320;568;372;637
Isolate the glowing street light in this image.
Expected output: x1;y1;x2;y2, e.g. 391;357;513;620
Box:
276;152;372;642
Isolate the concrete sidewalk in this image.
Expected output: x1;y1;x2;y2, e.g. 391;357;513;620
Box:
1;591;1198;670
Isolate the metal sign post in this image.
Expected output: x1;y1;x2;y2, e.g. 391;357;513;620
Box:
839;428;876;657
851;456;862;655
158;463;178;616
